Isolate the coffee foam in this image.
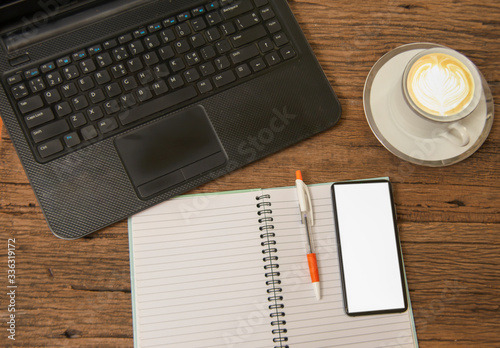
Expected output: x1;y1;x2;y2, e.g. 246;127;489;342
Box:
406;53;475;117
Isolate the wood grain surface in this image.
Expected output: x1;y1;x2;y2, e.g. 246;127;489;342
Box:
1;0;499;346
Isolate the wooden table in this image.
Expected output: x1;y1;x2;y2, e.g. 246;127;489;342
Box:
1;0;499;346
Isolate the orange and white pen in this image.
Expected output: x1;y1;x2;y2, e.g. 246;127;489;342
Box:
295;170;321;300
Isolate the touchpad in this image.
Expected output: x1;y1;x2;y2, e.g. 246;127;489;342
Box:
114;105;227;199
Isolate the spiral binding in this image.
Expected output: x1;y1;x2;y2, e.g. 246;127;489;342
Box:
256;194;289;348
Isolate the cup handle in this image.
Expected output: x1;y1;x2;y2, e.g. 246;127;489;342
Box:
440;122;470;147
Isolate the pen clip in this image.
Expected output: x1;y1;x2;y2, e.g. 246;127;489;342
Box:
296;179;314;226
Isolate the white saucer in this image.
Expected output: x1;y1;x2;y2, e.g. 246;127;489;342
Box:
363;43;494;167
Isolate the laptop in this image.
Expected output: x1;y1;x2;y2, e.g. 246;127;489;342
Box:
0;0;341;239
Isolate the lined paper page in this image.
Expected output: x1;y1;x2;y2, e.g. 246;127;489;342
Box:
129;190;274;348
266;184;418;348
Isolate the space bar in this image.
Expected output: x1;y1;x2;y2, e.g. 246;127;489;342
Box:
118;86;198;126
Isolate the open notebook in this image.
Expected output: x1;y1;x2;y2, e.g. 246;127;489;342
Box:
128;183;418;347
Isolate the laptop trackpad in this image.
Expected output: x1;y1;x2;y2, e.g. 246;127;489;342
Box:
114;105;227;199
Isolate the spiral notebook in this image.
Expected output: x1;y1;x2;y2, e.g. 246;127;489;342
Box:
128;183;418;347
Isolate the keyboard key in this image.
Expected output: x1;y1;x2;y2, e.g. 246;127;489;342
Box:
95;70;111;85
133;28;148;38
153;64;170;79
80;59;96;74
86;106;103;121
235;63;251;78
96;53;113;68
105;82;122;98
61;82;78;98
273;32;288;47
174;39;191;54
229;44;259;64
220;22;237;35
40;62;56;73
266;19;281;33
205;27;221;42
24;68;40;79
7;74;22;85
221;1;253;20
103;39;118;50
199;62;215;76
191;6;206;16
258;38;274;52
43;89;61;104
250;57;266;72
175;23;191;37
18;95;43;114
46;71;63;86
152;80;169;95
143;51;159;66
184;68;200;82
160;29;176;43
87;45;103;56
70;112;88;127
24;108;55;128
127;57;143;72
55;101;72;117
138;70;154;85
118;33;133;44
112;47;129;61
31;119;69;143
213;70;236;88
167;75;184;89
136;87;153;102
64;132;81;147
214;56;231;70
120;94;137;108
215;39;231;54
28;78;45;93
185;51;201;66
148;23;162;32
72;95;88;111
121;76;138;91
111;64;127;79
78;76;94;91
104;100;120;114
11;83;28;99
81;125;98;140
197;79;213;94
200;46;216;60
162;17;177;27
177;12;191;22
97;117;118;134
159;46;175;60
38;139;64;158
265;51;281;66
235;12;260;30
230;24;266;48
206;12;222;26
56;56;71;67
72;50;87;61
144;35;161;49
254;0;269;7
280;45;296;60
260;6;275;20
191;18;207;31
118;86;197;125
129;41;145;55
190;33;206;48
206;1;219;11
63;65;80;80
169;57;185;72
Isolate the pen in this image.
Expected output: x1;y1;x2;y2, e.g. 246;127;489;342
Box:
295;170;321;300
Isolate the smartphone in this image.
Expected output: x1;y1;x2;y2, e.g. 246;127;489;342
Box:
331;180;407;316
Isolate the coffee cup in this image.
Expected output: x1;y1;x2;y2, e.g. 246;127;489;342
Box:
390;47;482;147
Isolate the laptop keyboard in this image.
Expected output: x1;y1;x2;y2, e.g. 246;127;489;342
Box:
4;0;296;163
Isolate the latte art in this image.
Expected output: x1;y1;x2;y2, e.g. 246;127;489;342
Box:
406;53;475;117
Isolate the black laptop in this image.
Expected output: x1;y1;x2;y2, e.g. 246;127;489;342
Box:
0;0;341;239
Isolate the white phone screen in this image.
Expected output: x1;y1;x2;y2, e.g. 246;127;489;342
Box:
332;181;407;316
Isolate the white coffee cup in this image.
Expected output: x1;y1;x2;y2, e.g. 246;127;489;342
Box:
390;47;483;147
